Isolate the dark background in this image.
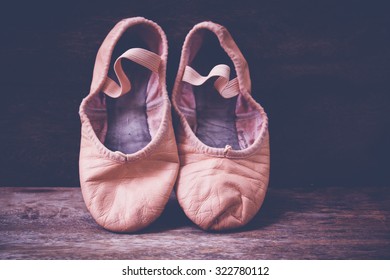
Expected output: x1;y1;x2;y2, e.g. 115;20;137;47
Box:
0;0;389;188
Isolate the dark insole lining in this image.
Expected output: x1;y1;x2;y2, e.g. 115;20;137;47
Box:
104;63;152;154
194;79;240;149
191;30;241;150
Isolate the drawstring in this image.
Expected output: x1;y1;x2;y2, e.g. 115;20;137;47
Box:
223;145;232;156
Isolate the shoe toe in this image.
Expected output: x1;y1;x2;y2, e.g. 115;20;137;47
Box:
177;171;268;231
82;180;166;232
80;156;178;232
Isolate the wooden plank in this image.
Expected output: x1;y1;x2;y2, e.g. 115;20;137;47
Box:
0;187;389;259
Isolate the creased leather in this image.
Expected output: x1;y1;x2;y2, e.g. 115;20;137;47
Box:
175;131;270;230
79;116;179;232
172;21;270;231
79;17;179;232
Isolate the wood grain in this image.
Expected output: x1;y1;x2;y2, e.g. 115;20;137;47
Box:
1;186;389;259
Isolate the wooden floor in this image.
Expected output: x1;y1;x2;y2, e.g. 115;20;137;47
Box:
0;186;389;259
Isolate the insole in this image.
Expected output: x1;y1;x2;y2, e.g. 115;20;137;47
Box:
191;31;241;149
104;62;152;154
194;80;240;149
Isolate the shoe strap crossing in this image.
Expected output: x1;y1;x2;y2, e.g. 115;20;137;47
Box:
182;64;239;99
102;48;161;98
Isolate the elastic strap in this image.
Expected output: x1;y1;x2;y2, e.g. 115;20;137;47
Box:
182;64;239;98
102;48;161;98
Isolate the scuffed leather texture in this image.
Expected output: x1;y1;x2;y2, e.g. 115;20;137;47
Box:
79;17;179;232
175;131;270;231
79;116;179;232
172;21;270;231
